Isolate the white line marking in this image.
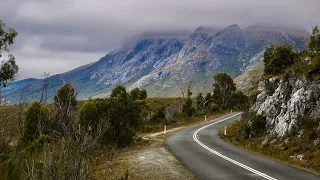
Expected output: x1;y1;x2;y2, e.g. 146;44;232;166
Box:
193;113;278;180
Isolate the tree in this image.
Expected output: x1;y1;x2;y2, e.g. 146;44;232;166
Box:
109;86;142;146
212;73;236;110
227;91;248;110
139;89;147;100
204;93;213;109
182;88;195;117
111;85;128;100
78;99;100;133
109;99;141;147
195;93;204;112
263;44;296;74
0;20;18;105
129;87;147;100
309;25;320;52
151;105;166;124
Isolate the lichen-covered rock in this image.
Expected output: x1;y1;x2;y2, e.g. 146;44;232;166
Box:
253;76;320;137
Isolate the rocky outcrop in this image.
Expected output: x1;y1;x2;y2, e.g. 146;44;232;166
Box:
253;76;320;137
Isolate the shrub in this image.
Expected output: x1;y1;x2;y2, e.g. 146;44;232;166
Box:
130;88;147;100
151;106;166;124
308;25;320;52
182;89;195;117
265;78;279;96
0;137;11;162
250;115;267;137
54;83;77;109
78;99;100;133
264;44;296;75
227;91;248;110
182;98;195;117
22;101;51;142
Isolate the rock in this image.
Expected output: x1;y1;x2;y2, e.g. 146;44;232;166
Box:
261;138;269;145
297;154;304;161
290;154;304;161
253;76;320;137
270;139;277;144
258;81;265;91
297;130;304;138
269;76;279;83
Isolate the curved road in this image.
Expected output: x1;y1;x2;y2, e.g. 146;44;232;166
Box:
165;113;319;180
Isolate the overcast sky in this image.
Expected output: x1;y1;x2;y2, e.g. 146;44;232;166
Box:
1;0;319;80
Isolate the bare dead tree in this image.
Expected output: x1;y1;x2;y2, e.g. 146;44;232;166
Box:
23;118;110;180
53;83;78;139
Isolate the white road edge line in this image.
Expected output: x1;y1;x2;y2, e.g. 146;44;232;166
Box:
193;113;278;180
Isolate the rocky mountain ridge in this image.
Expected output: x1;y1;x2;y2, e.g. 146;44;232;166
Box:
3;24;309;104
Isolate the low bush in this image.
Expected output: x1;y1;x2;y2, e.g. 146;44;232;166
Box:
151;105;166;124
250;115;267;137
22;101;51;143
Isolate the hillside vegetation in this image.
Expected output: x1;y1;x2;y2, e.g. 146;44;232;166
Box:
221;26;320;174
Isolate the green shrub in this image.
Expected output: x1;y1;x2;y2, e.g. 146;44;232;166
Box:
265;78;279;96
250;115;267;137
227;91;248;110
22;101;51;143
130;88;147;100
54;83;77;109
141;125;153;133
0;138;11;162
151;106;166;124
264;44;296;75
182;88;195;117
0;160;21;180
78;99;100;133
308;25;320;52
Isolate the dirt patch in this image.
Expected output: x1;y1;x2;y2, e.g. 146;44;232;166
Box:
94;139;197;180
129;144;196;179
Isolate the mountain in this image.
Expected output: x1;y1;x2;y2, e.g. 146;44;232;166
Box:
3;24;310;104
234;60;265;95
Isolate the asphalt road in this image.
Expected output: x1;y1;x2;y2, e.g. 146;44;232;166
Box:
165;113;319;180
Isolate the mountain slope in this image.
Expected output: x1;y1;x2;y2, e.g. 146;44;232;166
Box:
3;24;309;104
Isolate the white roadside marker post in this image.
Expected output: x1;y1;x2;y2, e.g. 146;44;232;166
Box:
205;115;207;122
224;126;227;136
231;109;233;113
164;125;167;135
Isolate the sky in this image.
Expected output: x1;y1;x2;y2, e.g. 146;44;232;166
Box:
0;0;319;80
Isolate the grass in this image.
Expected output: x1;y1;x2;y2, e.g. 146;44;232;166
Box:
219;120;320;175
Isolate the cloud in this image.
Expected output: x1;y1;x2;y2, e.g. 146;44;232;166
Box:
0;0;319;79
